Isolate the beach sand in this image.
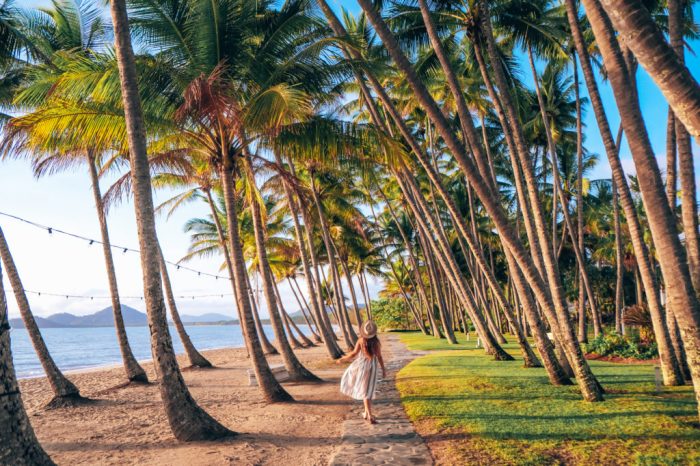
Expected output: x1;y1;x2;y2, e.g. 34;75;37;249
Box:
18;342;352;465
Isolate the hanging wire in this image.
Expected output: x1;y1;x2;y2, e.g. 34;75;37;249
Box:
16;289;234;301
0;211;230;280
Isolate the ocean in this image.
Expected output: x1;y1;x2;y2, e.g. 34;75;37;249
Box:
9;324;306;378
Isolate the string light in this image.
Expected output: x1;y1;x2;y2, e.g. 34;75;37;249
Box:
16;289;234;301
0;211;230;280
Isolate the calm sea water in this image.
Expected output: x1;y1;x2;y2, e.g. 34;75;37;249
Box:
9;324;304;378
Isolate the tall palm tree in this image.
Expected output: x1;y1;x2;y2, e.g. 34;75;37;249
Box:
109;0;233;440
0;257;54;465
1;0;148;383
355;0;602;400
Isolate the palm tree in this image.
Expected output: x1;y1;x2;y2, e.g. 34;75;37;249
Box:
0;226;83;407
597;0;700;139
580;0;700;417
564;0;685;387
1;0;149;383
355;0;602;400
0;257;54;465
109;0;234;440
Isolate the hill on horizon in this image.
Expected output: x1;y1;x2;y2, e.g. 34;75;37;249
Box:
9;306;236;329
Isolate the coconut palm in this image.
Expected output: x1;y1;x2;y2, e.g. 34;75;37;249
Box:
580;0;700;417
0;226;83;407
1;0;148;383
108;0;233;440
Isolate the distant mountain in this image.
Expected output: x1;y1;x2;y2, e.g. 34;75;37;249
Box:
178;312;234;324
9;315;64;329
9;305;147;329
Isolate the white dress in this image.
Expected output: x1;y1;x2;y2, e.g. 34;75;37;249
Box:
340;352;379;400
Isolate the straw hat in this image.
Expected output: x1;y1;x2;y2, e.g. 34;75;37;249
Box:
360;320;378;339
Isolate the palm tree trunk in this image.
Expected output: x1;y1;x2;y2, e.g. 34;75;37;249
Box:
575;58;588;344
247;273;279;355
309;176;356;349
357;0;602;400
0;226;82;407
156;246;211;368
0;260;54;465
564;0;685;387
277;162;341;357
613;182;625;333
665;112;677;210
581;0;700;411
203;190;244;325
247;160;319;383
597;0;700;139
274;283;314;347
110;0;234;438
340;259;363;329
219;160;292;402
526;45;603;337
668;0;700;294
86;153;147;382
359;272;373;320
289;277;322;342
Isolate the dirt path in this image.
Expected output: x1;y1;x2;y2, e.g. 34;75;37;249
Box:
329;334;432;466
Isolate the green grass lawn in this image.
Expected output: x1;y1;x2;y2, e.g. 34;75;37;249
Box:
395;332;700;466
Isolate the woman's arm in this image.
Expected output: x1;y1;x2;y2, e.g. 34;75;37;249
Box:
336;340;361;363
377;345;387;377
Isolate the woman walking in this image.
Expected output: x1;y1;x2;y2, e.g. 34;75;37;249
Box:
337;320;387;424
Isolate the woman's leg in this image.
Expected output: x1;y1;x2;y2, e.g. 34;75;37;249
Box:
363;398;375;423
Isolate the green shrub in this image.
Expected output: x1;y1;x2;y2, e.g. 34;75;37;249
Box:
584;332;658;360
371;298;414;330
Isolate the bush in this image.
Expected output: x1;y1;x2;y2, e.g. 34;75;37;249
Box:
584;332;658;360
371;298;414;331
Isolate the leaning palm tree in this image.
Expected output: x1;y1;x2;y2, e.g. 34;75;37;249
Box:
108;0;233;441
579;0;700;418
1;0;148;383
0;257;54;465
0;226;84;407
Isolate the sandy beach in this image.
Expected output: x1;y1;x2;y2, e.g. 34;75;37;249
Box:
18;343;353;465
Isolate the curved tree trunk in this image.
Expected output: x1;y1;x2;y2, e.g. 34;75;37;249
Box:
526;46;603;338
0;261;54;465
309;177;355;350
597;0;700;139
87;154;147;382
219;162;292;402
247;273;279;356
110;0;234;439
274;158;343;359
0;226;82;408
668;0;700;294
613;182;625;333
357;0;602;400
564;0;685;387
574;59;588;344
156;247;211;368
289;277;322;342
246;169;318;383
580;0;700;415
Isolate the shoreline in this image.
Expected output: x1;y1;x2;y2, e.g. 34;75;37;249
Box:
17;343;244;380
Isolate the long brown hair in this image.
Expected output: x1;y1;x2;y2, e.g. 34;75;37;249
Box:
360;335;381;358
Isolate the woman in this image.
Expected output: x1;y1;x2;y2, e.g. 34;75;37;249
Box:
337;320;387;424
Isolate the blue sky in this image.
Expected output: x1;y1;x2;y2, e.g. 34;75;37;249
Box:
3;0;699;318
